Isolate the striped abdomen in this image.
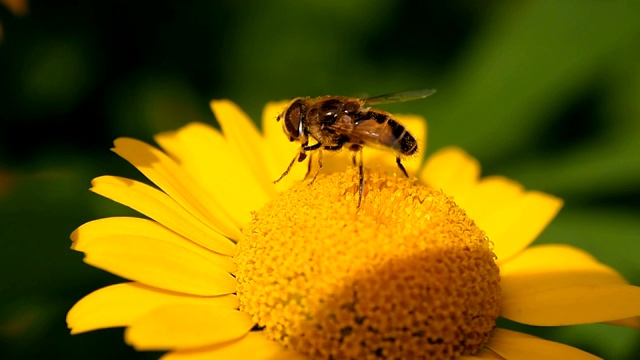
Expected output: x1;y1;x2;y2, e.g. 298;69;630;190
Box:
352;110;418;156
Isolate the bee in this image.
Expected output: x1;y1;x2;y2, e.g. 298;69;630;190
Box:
274;89;436;207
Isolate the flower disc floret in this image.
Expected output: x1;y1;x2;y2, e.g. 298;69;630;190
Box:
235;170;501;359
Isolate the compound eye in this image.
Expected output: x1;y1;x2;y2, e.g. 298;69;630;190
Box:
283;99;304;140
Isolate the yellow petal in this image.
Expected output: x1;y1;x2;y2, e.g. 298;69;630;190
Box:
501;284;640;326
125;305;254;350
72;217;235;273
90;176;235;255
423;147;563;262
67;282;238;334
457;176;524;217
155;122;273;226
112;137;242;240
458;349;505;359
420;147;480;204
467;188;563;263
607;317;640;328
76;230;236;296
211;100;275;196
485;328;601;360
262;101;309;191
162;332;306;360
501;245;632;325
500;244;627;289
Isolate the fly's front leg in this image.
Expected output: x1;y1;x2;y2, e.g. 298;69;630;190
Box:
274;150;303;184
274;140;317;184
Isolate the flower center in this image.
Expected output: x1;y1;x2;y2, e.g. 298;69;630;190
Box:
235;170;501;360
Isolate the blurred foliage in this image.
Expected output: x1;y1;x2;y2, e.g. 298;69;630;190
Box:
0;0;638;359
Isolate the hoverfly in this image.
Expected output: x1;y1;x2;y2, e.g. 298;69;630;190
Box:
275;89;436;207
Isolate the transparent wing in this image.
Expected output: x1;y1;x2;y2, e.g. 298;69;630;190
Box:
363;88;437;106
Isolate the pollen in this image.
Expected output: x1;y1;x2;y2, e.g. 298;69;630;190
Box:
235;169;501;360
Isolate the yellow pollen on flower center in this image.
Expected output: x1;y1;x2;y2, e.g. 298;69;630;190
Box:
235;170;501;360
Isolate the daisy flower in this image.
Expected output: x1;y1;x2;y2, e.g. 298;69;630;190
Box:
67;99;640;359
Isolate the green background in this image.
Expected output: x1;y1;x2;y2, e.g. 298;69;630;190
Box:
1;1;639;359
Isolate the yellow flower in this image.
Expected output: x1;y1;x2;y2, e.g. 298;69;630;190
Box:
67;99;640;359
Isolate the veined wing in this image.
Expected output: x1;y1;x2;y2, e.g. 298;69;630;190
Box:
363;88;436;106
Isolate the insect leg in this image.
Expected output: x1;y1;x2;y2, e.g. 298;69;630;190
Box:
274;140;324;184
274;150;303;184
357;148;364;207
323;144;343;151
396;157;409;178
297;138;311;163
301;142;322;178
349;145;364;207
303;142;323;152
303;152;314;180
303;143;341;185
308;149;323;185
